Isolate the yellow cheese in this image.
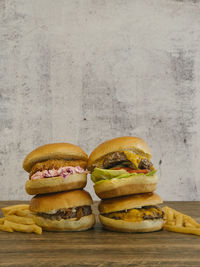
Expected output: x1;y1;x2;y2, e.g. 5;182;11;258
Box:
105;207;162;222
123;151;145;169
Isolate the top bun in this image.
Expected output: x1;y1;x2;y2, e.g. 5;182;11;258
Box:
99;193;162;214
23;143;88;173
30;190;93;213
88;136;152;170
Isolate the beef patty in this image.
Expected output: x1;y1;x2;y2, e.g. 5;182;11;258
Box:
102;152;130;169
103;206;164;221
138;158;153;170
37;205;92;221
102;152;153;170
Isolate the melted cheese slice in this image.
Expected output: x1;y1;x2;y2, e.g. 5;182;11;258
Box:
105;207;162;222
123;151;145;169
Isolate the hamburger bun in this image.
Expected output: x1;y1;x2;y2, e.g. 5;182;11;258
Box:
23;143;88;173
99;193;162;213
94;174;158;199
33;213;95;232
99;193;163;233
88;136;152;170
30;190;95;231
26;173;87;195
99;215;163;233
30;190;93;212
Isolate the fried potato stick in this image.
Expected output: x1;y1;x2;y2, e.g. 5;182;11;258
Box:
163;206;200;236
5;215;35;225
5;220;42;235
0;221;13;232
0;218;5;225
164;224;200;236
2;204;29;216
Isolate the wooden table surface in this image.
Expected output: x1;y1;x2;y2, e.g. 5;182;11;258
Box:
0;201;200;267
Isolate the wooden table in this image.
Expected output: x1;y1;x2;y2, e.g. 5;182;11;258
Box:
0;201;200;266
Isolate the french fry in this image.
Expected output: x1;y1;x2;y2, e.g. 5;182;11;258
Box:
2;204;29;216
32;224;42;235
5;220;42;235
164;224;200;236
163;206;200;236
184;221;194;228
183;215;200;228
0;218;5;225
163;207;174;224
0;225;13;232
9;209;32;217
0;204;42;235
0;221;13;232
5;215;35;225
175;213;183;227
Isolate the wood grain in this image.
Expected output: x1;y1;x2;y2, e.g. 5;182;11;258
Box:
0;201;200;266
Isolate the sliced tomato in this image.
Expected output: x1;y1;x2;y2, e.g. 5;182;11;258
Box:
111;167;149;174
129;169;149;174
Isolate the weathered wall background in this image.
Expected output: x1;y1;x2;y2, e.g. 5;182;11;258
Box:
0;0;200;200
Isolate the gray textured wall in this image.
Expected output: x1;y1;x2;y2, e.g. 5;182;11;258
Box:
0;0;200;200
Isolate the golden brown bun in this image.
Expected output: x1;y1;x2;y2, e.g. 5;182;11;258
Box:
88;136;152;170
23;143;88;173
99;215;163;233
94;174;158;199
99;193;162;214
33;214;95;231
30;189;93;213
26;173;87;195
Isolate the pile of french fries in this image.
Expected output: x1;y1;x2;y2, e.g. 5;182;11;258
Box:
163;206;200;236
0;204;42;234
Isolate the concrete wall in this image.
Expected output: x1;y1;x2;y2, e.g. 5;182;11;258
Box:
1;0;200;200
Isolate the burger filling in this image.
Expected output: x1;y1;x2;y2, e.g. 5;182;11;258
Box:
30;159;88;180
91;151;156;184
102;152;153;170
36;205;92;221
102;206;164;222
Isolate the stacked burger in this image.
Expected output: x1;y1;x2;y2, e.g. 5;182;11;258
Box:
88;137;164;233
23;143;95;231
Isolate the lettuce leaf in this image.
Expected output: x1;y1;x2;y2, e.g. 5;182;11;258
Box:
91;168;157;183
91;168;127;183
146;170;157;176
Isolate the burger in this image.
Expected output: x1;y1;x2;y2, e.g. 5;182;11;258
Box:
30;190;95;231
88;136;157;199
99;193;164;232
23;143;88;195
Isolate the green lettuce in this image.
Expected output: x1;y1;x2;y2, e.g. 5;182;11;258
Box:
91;168;127;183
91;168;157;183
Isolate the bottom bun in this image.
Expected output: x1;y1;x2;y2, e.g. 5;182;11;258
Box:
25;173;87;195
99;215;164;233
94;175;157;199
32;214;95;231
